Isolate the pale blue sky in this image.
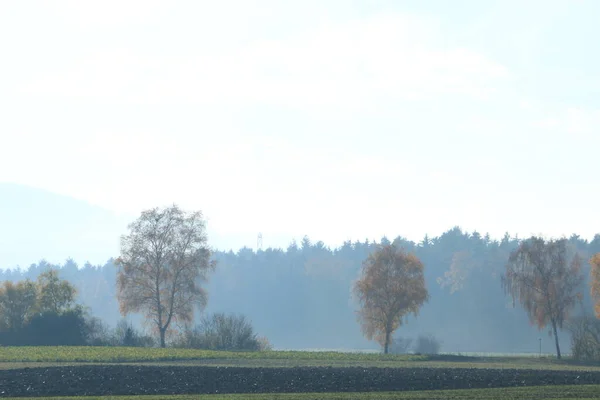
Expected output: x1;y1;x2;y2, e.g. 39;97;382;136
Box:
1;0;598;254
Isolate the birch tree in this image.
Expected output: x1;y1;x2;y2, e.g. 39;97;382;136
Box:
502;236;584;359
353;244;429;354
115;205;216;347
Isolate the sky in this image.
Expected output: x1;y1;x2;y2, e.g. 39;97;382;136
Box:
1;0;599;253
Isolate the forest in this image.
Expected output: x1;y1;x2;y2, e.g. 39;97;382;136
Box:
1;224;599;355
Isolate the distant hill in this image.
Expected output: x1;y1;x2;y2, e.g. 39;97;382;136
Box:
0;183;133;269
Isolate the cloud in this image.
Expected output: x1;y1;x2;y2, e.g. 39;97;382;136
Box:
20;12;509;112
533;107;600;138
6;5;513;246
564;107;600;136
13;3;584;249
519;100;533;110
533;117;560;129
46;0;169;28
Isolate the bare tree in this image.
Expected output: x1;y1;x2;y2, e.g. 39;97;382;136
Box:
353;244;429;354
502;236;584;359
115;204;216;347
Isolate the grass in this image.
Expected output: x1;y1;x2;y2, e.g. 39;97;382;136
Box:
0;346;599;371
5;385;600;399
0;346;425;363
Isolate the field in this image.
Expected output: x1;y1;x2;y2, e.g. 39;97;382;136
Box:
0;346;427;364
1;347;600;398
4;386;600;400
1;346;599;370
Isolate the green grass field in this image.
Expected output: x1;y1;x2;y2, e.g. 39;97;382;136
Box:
0;346;598;371
0;346;424;363
7;385;600;399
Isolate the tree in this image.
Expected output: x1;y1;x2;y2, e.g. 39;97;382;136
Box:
36;269;77;314
0;280;37;331
0;273;83;346
437;250;481;294
115;204;216;348
353;244;429;354
0;270;77;332
591;253;600;318
502;237;584;359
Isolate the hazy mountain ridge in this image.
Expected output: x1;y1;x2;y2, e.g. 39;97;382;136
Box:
0;183;131;269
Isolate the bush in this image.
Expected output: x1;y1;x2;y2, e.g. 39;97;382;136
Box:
83;316;113;346
173;313;269;351
256;335;273;351
81;318;155;347
113;319;155;347
413;334;441;355
567;316;600;362
1;309;89;346
0;282;156;348
389;336;413;354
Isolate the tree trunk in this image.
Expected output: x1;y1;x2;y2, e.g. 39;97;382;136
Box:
384;329;391;354
551;319;561;359
160;328;166;348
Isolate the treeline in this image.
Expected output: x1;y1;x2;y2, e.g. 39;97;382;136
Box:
0;268;269;350
2;226;600;354
209;230;600;353
0;269;92;346
0;268;155;347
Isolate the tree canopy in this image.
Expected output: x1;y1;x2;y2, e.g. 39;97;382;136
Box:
0;279;37;331
37;269;77;314
353;244;429;354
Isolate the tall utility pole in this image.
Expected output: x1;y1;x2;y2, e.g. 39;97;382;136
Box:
257;233;263;251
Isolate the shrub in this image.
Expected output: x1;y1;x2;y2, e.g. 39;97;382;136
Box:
11;309;89;346
83;316;113;346
113;319;155;347
174;313;268;351
413;334;441;355
389;336;413;354
567;315;600;361
256;335;273;351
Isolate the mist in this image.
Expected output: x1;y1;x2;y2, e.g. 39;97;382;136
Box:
2;184;598;355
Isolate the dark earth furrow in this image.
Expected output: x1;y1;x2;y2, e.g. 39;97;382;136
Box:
1;365;599;397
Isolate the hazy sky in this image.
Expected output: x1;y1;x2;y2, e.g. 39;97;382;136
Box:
1;0;599;251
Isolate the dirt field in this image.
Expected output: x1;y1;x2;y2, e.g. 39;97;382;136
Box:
2;364;600;397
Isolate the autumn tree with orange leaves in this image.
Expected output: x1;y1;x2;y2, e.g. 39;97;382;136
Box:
116;205;216;348
502;237;584;359
591;253;600;318
353;244;429;354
